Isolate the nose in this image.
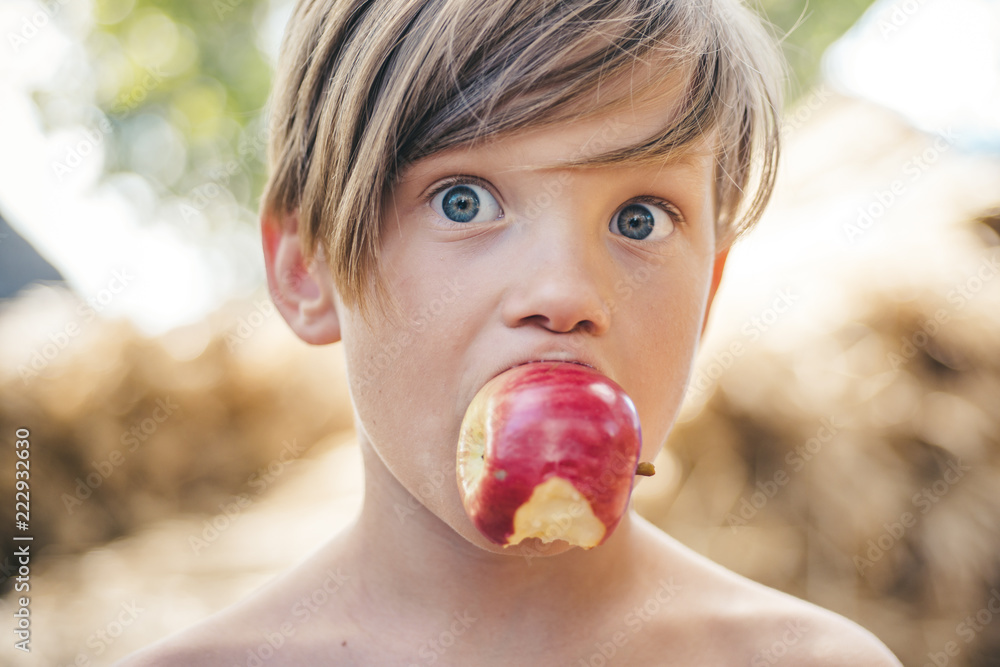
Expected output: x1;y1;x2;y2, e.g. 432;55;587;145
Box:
500;220;611;335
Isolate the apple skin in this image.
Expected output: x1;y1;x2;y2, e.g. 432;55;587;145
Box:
457;361;643;548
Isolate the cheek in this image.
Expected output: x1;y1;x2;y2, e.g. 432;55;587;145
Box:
338;254;482;499
342;318;465;522
624;262;712;453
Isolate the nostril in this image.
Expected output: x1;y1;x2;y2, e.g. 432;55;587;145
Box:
523;314;601;335
566;319;599;336
500;257;612;335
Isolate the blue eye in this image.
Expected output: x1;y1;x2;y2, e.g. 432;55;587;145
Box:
611;201;675;241
431;183;502;224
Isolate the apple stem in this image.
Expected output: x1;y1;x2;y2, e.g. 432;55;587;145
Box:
635;462;656;477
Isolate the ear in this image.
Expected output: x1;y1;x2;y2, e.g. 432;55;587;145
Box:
700;246;730;337
261;210;342;345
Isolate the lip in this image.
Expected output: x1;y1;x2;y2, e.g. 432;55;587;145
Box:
509;359;594;373
490;354;605;384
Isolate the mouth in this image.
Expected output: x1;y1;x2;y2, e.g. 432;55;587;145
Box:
493;357;599;383
510;359;594;372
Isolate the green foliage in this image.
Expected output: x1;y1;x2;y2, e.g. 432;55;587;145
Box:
89;0;273;226
756;0;878;100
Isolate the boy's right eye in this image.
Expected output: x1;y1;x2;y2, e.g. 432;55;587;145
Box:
430;181;503;224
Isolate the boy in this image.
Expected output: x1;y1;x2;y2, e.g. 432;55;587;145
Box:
124;0;902;664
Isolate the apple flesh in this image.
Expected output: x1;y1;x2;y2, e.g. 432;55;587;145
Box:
457;361;643;549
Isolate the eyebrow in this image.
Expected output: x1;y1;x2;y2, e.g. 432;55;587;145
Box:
503;119;718;175
538;147;709;171
395;113;717;187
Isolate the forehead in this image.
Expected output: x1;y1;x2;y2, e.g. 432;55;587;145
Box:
402;67;717;183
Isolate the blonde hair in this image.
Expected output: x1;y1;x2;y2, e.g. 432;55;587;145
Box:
262;0;784;316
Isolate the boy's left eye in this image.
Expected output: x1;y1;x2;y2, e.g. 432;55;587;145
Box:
609;201;677;241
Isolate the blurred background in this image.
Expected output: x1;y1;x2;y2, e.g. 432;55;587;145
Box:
1;0;999;664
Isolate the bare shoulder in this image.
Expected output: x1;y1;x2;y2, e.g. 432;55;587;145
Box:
113;616;251;667
112;593;306;667
688;563;899;665
726;592;904;667
115;559;356;666
634;522;902;666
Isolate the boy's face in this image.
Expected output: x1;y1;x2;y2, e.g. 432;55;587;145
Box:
268;84;728;554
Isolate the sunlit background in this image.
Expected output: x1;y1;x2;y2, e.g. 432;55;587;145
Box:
1;0;999;664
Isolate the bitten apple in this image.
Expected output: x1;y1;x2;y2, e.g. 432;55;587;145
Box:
456;361;644;549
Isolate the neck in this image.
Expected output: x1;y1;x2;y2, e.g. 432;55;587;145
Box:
335;438;652;645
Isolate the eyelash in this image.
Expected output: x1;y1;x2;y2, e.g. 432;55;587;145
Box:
424;177;684;227
627;195;685;225
425;175;501;209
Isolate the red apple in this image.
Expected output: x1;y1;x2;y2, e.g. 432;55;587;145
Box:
456;361;643;549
